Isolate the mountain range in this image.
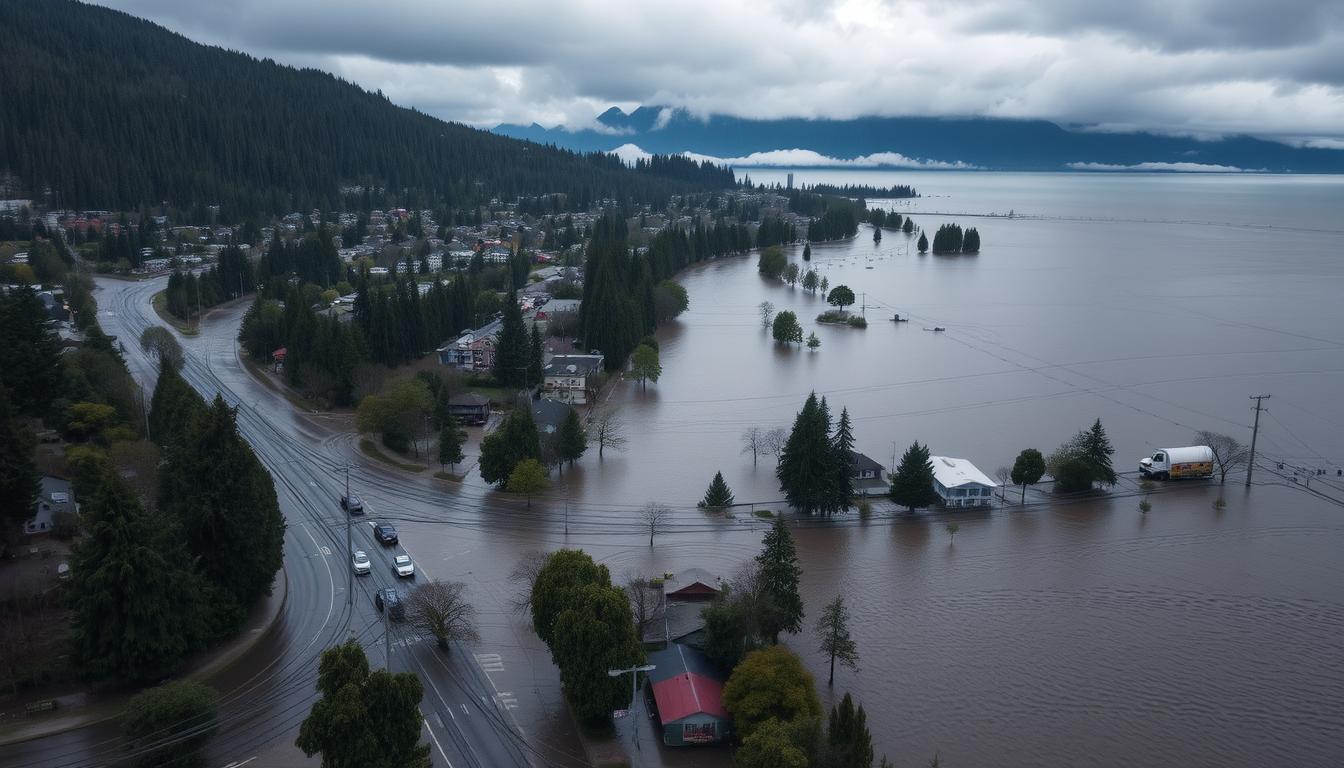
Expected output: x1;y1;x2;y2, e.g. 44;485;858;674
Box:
495;107;1344;174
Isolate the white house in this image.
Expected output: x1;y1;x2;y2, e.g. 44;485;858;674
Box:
930;456;997;508
542;354;604;404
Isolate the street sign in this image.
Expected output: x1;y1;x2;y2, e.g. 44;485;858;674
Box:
612;709;629;719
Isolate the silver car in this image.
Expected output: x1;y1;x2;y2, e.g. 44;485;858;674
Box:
351;550;371;575
392;553;415;578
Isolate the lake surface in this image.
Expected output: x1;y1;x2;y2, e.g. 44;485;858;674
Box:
553;171;1344;767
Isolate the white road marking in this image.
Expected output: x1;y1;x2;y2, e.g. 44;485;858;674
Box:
423;716;453;768
220;758;257;768
474;652;505;673
461;703;469;715
497;692;519;710
318;545;331;556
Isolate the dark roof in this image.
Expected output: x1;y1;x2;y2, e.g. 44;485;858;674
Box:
647;644;729;724
664;568;722;598
543;355;604;377
531;399;572;433
849;450;884;476
448;393;490;407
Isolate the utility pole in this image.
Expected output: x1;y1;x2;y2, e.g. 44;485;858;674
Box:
384;599;392;670
607;664;656;751
1247;394;1270;487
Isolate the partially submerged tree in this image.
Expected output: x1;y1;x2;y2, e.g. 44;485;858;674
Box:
758;301;776;329
1048;418;1116;492
1010;448;1046;503
630;343;661;390
591;409;628;457
555;408;588;468
641;502;671;548
756;517;804;642
742;426;767;466
816;595;859;685
700;471;735;509
722;645;822;739
506;458;548;507
889;441;940;510
438;416;464;472
772;310;804;344
407;580;479;651
1195;430;1249;483
826;285;856;312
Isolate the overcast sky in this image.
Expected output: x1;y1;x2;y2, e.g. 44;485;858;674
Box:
93;0;1344;145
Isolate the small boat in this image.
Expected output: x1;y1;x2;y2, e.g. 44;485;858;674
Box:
924;326;946;332
890;314;908;322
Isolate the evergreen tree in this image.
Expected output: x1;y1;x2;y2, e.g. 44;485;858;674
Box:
478;409;541;485
68;475;201;682
963;227;981;253
777;393;847;514
555;408;588;467
550;582;647;724
528;323;544;387
756;517;804;642
699;471;735;509
121;681;219;768
917;231;928;253
492;292;529;387
149;364;204;448
826;693;875;768
890;441;941;510
803;243;812;261
833;407;855;456
438;416;464;471
0;386;40;533
0;286;62;416
1081;418;1117;486
816;595;859;686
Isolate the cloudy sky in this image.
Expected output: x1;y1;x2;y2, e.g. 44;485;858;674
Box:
93;0;1344;145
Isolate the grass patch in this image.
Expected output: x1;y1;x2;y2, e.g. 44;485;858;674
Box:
359;438;426;473
753;509;775;518
151;290;199;336
816;310;867;328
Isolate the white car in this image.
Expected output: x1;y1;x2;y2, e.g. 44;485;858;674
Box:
351;550;371;575
393;554;415;579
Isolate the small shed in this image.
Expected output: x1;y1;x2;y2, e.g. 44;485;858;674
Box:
26;476;77;535
447;393;491;425
647;643;732;746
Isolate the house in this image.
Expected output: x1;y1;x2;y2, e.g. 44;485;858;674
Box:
930;456;997;508
524;298;580;337
646;643;732;746
662;569;723;601
437;318;503;370
531;398;573;435
26;476;77;535
447;393;491;425
542;354;604;405
849;450;887;496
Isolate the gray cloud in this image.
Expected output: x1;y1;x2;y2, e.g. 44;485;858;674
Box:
92;0;1344;142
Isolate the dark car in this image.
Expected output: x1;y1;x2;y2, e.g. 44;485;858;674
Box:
374;587;405;621
340;493;364;515
373;521;398;545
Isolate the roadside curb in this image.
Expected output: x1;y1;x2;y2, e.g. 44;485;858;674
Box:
0;567;289;747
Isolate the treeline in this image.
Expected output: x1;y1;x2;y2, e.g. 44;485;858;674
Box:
806;203;862;242
0;0;734;218
163;245;256;320
66;364;285;682
754;215;798;248
257;229;342;288
579;217;694;370
802;182;918;199
867;208;916;234
930;223;981;254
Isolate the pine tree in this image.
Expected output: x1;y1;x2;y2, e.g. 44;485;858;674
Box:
479;409;541;485
0;286;62;416
528;324;544;388
890;441;941;510
699;471;735;509
826;693;875;768
68;475;201;682
756;517;803;642
556;408;588;467
438;416;464;471
816;596;859;685
0;386;40;533
493;292;529;388
917;231;929;253
777;393;847;514
803;243;812;261
1081;418;1117;486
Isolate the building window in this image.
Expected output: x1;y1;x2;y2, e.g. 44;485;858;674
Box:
683;722;716;743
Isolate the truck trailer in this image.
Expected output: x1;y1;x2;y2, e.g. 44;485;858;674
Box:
1138;446;1215;480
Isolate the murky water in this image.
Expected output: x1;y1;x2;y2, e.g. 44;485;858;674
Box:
555;172;1344;766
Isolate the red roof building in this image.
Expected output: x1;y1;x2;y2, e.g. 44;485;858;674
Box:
647;643;731;746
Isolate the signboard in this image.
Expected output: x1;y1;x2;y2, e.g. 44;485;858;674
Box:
612;709;629;719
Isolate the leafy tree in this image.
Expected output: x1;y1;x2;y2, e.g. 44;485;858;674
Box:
356;378;433;454
506;458;549;507
295;640;430;768
700;471;735;509
772;310;804;344
438;416;464;471
1051;457;1095;493
556;408;588;467
826;285;856;312
777;393;849;515
736;717;809;768
758;246;787;279
121;681;219;768
819;276;829;294
1195;430;1249;484
530;549;612;647
1010;448;1046;503
807;332;821;349
802;269;819;293
825;693;874;768
701;583;758;669
758;301;776;329
1048;418;1116;491
722;646;822;739
139;326;184;372
479;409;541;484
653;279;689;323
917;231;928;253
550;582;646;724
756;517;803;642
630;343;661;390
407;580;479;651
890;441;940;510
816;596;859;685
159;396;285;613
783;262;801;287
69;475;201;682
0;386;40;534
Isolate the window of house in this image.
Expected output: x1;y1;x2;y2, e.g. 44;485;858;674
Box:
683;722;716;743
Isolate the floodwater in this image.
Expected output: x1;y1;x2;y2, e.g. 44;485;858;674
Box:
554;172;1344;766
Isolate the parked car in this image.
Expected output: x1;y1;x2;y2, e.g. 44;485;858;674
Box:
392;553;415;579
351;550;371;575
374;587;405;621
340;493;365;515
373;521;398;545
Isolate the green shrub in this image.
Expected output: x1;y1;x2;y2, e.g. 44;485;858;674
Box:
1138;498;1152;513
122;681;219;768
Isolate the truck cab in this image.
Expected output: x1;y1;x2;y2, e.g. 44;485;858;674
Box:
1139;451;1169;479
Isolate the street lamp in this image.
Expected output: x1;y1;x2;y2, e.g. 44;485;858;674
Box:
608;664;656;752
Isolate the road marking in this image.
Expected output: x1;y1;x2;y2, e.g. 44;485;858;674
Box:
221;758;257;768
497;692;519;710
318;545;331;556
461;703;469;715
474;652;505;673
422;716;453;768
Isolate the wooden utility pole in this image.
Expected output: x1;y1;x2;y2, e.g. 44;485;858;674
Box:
1246;394;1270;487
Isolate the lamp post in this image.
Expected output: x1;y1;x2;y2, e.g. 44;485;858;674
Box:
608;664;656;754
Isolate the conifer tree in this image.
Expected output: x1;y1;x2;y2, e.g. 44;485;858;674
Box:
1081;418;1117;486
817;595;859;685
0;286;62;416
555;408;588;468
890;441;941;510
803;243;812;261
0;386;40;533
699;471;735;509
756;517;803;642
493;292;529;388
917;231;929;253
826;693;875;768
528;324;545;388
777;393;848;514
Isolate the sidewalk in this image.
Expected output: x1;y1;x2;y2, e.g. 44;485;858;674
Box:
0;567;289;746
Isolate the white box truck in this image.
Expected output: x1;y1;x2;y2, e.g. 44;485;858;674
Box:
1138;446;1215;480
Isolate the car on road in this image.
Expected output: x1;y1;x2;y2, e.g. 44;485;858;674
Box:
373;521;398;545
351;550;371;575
340;493;365;515
374;587;405;621
392;553;415;578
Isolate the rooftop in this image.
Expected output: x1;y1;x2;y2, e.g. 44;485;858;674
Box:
543;354;604;377
930;456;997;488
647;643;729;724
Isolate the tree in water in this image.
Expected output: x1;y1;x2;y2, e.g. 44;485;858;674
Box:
917;230;929;253
1010;448;1046;503
699;471;735;509
890;441;941;510
816;595;859;685
756;517;804;642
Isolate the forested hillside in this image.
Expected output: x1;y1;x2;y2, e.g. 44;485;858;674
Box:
0;0;733;217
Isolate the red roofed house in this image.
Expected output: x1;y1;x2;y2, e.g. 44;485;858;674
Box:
662;568;722;601
646;643;732;746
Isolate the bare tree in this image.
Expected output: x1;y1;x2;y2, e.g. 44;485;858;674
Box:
642;502;671;548
1196;430;1250;484
763;428;788;461
626;574;663;642
995;466;1011;499
508;550;550;614
592;409;628;457
139;326;183;371
741;427;766;466
407;580;480;651
758;301;776;329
